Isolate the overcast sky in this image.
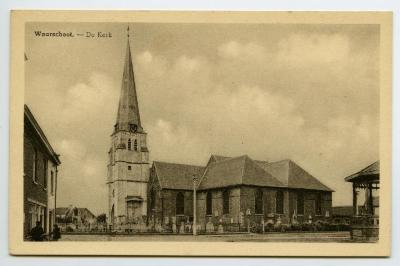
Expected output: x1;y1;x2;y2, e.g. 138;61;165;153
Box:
25;22;379;215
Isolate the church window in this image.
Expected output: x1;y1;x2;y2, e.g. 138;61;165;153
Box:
222;189;230;214
297;191;304;215
206;192;212;215
134;139;138;151
112;189;115;198
316;193;322;215
128;165;131;170
255;189;263;214
276;190;284;214
176;192;184;215
150;189;156;210
127;139;131;150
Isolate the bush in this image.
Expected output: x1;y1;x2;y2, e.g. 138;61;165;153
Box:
66;226;74;232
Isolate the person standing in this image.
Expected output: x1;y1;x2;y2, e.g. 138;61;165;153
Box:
30;221;44;241
52;224;61;241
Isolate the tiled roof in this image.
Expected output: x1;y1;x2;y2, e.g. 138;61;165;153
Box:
258;159;333;192
153;161;205;190
345;161;380;182
152;155;332;192
198;155;284;190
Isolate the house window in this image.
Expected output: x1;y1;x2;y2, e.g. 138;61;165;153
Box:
297;191;304;215
316;193;322;215
33;148;38;183
255;189;264;214
127;139;131;150
176;192;184;215
206;192;212;215
276;190;284;214
223;189;230;214
43;159;48;189
50;171;54;195
134;139;138;151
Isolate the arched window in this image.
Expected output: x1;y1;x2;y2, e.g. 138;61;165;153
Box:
297;191;304;215
150;189;156;210
112;189;115;198
176;192;184;215
276;190;284;214
223;190;230;214
134;139;138;151
127;139;131;150
316;193;322;215
255;189;263;214
206;192;212;215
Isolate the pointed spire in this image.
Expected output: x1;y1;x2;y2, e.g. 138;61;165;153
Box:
114;26;143;133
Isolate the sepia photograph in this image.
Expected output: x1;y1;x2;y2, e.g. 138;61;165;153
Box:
9;11;392;256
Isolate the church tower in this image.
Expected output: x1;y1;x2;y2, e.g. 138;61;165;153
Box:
107;27;150;226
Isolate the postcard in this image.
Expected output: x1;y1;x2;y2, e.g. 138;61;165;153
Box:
9;11;392;256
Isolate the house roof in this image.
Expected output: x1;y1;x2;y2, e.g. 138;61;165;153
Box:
198;155;284;190
55;207;69;215
24;105;61;165
345;161;380;183
153;161;205;190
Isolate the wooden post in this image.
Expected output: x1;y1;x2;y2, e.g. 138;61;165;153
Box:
193;176;197;236
369;183;374;215
352;183;358;216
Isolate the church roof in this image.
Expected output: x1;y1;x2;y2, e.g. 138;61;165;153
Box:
114;28;143;133
258;159;333;191
152;154;333;192
199;155;284;190
153;161;205;190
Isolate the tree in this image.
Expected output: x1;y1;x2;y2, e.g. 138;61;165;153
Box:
96;213;107;223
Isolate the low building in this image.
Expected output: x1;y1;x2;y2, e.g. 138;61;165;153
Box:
24;105;61;239
148;154;333;233
56;206;97;231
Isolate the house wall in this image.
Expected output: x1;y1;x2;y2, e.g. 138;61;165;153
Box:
24;121;50;237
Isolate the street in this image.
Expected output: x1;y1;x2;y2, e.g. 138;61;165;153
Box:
60;231;351;242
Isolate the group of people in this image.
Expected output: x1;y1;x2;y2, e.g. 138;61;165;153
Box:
29;221;61;241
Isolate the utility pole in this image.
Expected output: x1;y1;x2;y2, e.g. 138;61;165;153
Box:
193;175;198;236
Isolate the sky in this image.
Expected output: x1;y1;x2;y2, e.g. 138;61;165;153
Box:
25;22;380;215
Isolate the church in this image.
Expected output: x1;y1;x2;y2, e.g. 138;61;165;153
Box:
107;29;333;232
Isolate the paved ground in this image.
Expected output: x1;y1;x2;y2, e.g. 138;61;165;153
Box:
60;231;351;242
